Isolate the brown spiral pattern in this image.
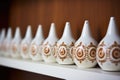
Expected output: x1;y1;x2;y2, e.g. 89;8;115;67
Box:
22;44;28;54
44;47;50;55
31;45;37;55
98;48;105;59
89;48;96;58
75;47;85;61
58;46;67;60
112;48;120;59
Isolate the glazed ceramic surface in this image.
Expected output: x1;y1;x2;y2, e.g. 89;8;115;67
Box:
11;27;21;58
42;23;58;63
74;20;97;68
3;28;12;57
29;25;44;61
96;17;120;71
56;22;75;64
21;26;32;59
0;29;5;55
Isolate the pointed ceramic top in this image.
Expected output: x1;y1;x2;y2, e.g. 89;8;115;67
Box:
80;20;92;38
58;22;75;45
106;17;119;36
14;27;21;40
47;23;58;39
0;29;5;41
6;27;12;40
44;23;58;45
34;24;44;40
24;25;32;39
61;22;73;39
75;20;97;45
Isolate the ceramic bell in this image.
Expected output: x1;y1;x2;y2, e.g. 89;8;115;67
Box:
0;29;5;55
11;27;21;58
29;25;44;61
21;25;32;59
74;20;97;68
4;28;12;57
96;17;120;71
42;23;58;63
56;22;75;64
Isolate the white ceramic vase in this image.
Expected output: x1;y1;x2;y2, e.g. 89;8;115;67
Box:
29;25;44;61
21;25;32;59
4;28;12;57
11;27;21;58
96;17;120;71
74;20;97;68
42;23;58;63
56;22;75;64
0;29;5;55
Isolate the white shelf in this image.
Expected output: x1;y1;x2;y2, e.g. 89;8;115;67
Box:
0;56;120;80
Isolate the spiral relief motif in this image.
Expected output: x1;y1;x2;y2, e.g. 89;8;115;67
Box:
75;47;85;63
98;48;105;59
44;46;50;55
74;42;97;63
42;42;58;58
57;42;74;61
58;46;67;61
31;44;37;56
58;42;67;61
111;48;120;59
88;47;96;63
22;44;28;54
89;48;96;58
97;47;106;65
97;41;120;66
